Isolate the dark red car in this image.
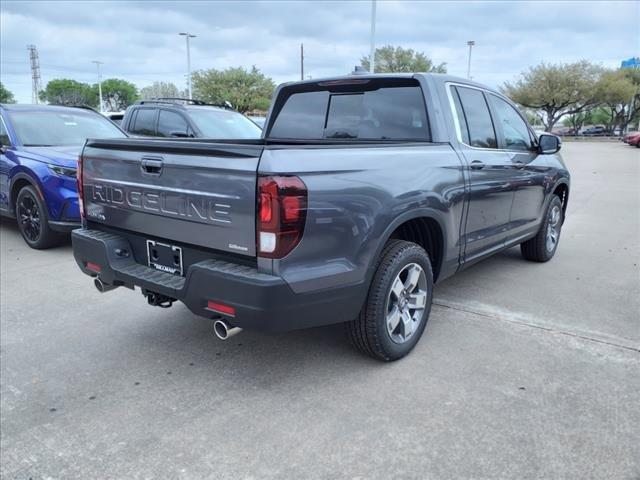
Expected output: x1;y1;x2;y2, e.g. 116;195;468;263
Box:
623;131;640;146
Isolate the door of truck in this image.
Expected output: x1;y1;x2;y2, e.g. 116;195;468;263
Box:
449;84;514;263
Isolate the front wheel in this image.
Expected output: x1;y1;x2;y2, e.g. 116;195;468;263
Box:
15;185;60;249
346;240;434;361
520;194;564;262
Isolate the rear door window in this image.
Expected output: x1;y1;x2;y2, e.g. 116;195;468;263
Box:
130;108;157;136
454;86;497;148
157;110;189;137
269;80;429;141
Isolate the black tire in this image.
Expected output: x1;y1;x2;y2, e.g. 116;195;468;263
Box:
15;185;60;249
346;240;434;361
520;194;564;262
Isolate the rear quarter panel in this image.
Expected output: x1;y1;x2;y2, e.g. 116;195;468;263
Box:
258;144;466;296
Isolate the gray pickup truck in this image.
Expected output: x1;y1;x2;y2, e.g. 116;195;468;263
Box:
72;73;570;361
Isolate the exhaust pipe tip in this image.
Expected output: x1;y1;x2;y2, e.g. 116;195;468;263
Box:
94;278;117;293
213;319;242;340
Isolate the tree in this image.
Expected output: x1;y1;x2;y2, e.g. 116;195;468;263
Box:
563;110;594;132
191;66;275;113
140;81;185;100
95;78;139;111
0;82;16;103
360;45;446;73
503;61;603;132
593;70;638;133
40;79;96;107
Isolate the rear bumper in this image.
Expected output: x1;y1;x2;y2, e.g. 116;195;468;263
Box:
72;228;363;332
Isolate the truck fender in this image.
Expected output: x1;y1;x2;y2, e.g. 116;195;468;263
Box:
364;208;448;287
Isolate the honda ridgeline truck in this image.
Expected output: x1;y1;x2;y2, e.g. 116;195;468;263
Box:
72;73;570;361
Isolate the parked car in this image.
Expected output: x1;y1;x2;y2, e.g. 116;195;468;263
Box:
581;125;608;136
72;73;569;361
0;104;127;248
103;111;125;126
553;127;579;136
121;98;262;139
624;131;640;147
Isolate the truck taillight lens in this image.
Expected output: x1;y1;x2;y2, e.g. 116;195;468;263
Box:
77;154;85;219
257;175;307;258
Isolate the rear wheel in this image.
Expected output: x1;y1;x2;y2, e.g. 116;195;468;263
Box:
15;185;60;249
346;240;433;361
520;194;563;262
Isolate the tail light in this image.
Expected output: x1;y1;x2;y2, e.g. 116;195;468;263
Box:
77;154;85;219
257;175;307;258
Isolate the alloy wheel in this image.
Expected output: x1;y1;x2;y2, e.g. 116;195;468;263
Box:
546;204;561;253
385;263;428;344
18;193;41;243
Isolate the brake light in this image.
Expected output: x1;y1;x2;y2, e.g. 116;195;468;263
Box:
257;175;307;258
77;154;85;219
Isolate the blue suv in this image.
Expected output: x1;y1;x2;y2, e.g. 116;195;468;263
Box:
0;104;126;248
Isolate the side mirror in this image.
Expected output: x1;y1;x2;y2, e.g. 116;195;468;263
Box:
538;134;561;154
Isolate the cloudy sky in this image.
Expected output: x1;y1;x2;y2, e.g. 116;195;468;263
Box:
1;0;638;103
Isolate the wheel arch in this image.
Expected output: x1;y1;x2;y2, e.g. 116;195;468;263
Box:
9;172;44;212
551;179;570;219
366;209;448;285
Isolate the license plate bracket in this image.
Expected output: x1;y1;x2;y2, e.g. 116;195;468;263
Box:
146;240;184;276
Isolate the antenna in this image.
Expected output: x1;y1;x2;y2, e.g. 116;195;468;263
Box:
27;45;43;104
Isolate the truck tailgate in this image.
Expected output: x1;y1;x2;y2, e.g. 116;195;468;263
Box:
81;139;263;256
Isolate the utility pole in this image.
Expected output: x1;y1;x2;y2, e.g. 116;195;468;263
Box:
369;0;377;73
179;32;196;99
466;40;475;80
300;43;304;81
92;61;104;112
27;45;42;104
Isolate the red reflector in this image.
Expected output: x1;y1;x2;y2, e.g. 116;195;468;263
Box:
86;262;101;273
207;301;236;317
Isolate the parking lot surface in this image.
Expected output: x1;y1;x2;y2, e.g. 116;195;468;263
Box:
1;142;638;479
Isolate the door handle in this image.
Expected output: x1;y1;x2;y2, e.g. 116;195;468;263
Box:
512;160;526;169
141;157;163;175
470;160;485;170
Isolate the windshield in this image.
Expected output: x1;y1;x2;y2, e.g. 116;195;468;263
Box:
8;110;126;146
188;109;262;139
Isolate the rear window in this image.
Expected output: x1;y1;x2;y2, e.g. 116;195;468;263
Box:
269;79;430;141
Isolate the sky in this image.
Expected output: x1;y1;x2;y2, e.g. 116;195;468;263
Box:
1;0;639;103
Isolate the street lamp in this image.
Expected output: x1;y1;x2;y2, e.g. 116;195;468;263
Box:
466;40;475;80
92;60;104;112
179;32;196;99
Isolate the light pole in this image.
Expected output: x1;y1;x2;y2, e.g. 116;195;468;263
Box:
92;61;104;112
369;0;377;73
466;40;475;80
179;32;196;99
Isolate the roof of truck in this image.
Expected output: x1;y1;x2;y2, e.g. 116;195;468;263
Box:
283;72;498;94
